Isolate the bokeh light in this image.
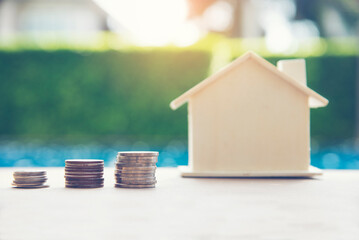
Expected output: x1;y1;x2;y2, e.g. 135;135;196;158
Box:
95;0;201;46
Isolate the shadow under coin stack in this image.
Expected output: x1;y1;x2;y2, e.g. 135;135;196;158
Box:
115;151;158;188
12;171;48;188
65;159;104;188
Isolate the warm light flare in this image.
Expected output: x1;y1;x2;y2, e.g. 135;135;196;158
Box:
94;0;201;46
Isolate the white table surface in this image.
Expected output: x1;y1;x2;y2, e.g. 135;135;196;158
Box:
0;168;358;240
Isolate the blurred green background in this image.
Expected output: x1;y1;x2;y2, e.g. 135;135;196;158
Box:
0;49;210;144
0;37;357;146
0;0;358;167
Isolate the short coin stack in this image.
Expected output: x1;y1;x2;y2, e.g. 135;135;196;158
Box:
115;151;158;188
65;159;104;188
12;170;48;188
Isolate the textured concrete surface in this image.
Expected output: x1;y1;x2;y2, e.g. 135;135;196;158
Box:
0;168;358;240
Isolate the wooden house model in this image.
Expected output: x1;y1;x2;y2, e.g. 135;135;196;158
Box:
170;51;328;177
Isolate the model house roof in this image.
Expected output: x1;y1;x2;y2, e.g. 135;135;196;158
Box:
170;51;329;110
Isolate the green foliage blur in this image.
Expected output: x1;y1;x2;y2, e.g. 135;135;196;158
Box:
265;56;357;143
0;36;358;145
0;50;211;144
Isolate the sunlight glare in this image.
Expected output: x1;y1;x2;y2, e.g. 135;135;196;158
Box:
94;0;200;46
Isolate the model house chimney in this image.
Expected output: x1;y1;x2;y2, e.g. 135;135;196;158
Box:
277;59;307;86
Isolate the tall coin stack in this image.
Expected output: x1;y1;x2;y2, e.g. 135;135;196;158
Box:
115;151;158;188
12;170;48;188
65;159;104;188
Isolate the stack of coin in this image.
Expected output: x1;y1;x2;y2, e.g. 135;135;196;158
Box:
12;170;48;188
115;151;158;188
65;159;104;188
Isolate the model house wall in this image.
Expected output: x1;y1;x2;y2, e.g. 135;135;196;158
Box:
188;58;309;172
171;52;328;177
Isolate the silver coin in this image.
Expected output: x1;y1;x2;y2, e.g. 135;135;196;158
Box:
116;173;155;178
66;177;104;181
115;177;155;181
116;159;157;163
116;173;154;177
65;180;104;184
115;169;156;173
118;151;159;157
116;175;156;179
117;156;158;161
115;172;155;177
65;162;104;168
13;176;48;180
65;173;103;177
117;166;156;171
66;184;103;188
117;179;156;184
13;171;46;176
114;170;156;175
115;163;156;168
115;172;156;177
115;183;155;188
13;177;47;181
12;185;49;189
116;181;156;186
65;176;104;180
65;168;103;171
65;163;104;167
65;164;104;167
64;171;103;175
65;181;104;185
65;167;103;171
65;179;104;183
66;181;104;186
117;176;156;181
12;182;45;187
13;179;47;184
13;183;47;187
115;175;156;179
65;164;104;168
117;155;158;159
115;168;156;171
65;159;104;163
66;173;103;177
64;176;103;180
115;176;156;180
117;165;157;169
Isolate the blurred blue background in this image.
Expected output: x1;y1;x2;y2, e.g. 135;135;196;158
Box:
0;0;358;168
